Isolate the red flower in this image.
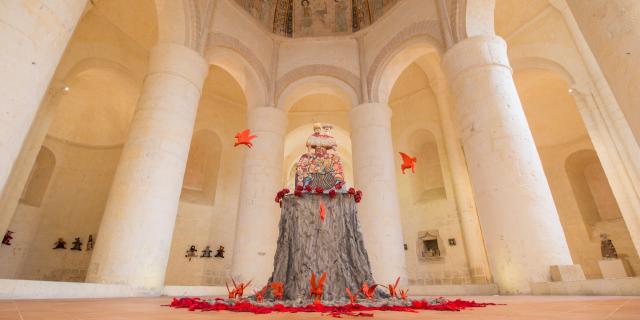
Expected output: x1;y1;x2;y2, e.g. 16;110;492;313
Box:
335;182;343;190
283;188;290;194
348;187;356;195
294;190;303;197
356;190;362;196
315;186;324;194
295;185;303;192
328;189;337;198
305;185;313;192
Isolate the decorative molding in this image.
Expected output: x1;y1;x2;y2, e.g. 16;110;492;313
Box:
275;64;361;104
366;20;443;102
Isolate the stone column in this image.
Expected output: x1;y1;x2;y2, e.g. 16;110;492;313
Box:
442;35;573;293
0;1;87;234
230;107;287;287
349;102;408;285
86;43;208;289
432;78;492;284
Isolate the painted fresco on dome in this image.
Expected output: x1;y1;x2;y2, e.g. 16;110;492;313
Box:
234;0;399;37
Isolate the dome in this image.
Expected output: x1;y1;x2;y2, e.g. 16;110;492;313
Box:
233;0;400;37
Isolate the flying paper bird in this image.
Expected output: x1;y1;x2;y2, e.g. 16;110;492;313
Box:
254;285;268;303
400;288;409;300
399;152;417;174
319;201;326;222
310;272;327;303
234;129;257;148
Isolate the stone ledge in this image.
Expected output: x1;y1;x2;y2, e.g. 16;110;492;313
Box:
531;277;640;295
162;285;227;297
408;284;499;296
0;279;161;300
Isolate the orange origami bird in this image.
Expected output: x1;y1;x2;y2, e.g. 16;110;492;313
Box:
225;282;237;299
310;272;327;303
399;152;417;174
382;277;400;298
319;201;326;222
271;282;284;300
400;288;409;300
361;282;378;300
345;287;357;304
254;285;268;303
234;129;257;148
231;278;252;299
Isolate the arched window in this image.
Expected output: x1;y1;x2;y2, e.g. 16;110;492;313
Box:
409;130;446;202
181;130;222;204
20;146;56;207
565;150;622;233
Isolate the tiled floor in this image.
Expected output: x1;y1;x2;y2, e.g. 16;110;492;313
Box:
0;296;638;319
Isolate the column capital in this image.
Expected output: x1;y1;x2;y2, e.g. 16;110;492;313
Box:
350;102;392;130
442;35;511;83
149;42;208;92
247;106;287;136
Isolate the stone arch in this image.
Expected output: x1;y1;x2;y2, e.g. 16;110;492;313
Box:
20;147;56;207
206;33;270;108
368;28;443;103
47;60;141;146
276;65;361;107
510;51;579;89
277;75;359;112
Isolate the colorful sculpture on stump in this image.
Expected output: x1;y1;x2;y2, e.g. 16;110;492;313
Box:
295;123;344;189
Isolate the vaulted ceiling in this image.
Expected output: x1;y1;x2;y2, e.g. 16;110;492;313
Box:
233;0;400;37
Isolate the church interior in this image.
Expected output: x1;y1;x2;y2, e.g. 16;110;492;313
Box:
1;0;639;319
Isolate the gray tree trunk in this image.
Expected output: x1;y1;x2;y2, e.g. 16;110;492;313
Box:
266;193;378;301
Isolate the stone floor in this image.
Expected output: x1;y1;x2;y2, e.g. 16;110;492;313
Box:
0;296;638;319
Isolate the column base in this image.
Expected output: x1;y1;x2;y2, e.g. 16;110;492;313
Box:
550;265;586;282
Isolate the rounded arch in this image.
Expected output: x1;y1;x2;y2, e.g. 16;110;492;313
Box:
205;38;270;108
369;34;443;104
510;55;577;89
48;60;141;147
277;75;359;112
20;146;56;207
276;65;361;107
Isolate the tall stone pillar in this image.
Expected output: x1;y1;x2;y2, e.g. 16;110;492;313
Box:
349;102;408;285
230;107;287;287
432;79;492;284
0;1;87;234
442;35;573;293
86;43;208;289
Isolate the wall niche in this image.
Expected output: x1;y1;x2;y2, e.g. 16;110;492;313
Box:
416;230;444;262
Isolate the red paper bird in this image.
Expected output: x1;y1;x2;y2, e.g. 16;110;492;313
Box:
381;277;400;298
361;282;378;300
254;285;268;303
400;288;409;300
271;282;284;300
399;152;417;174
225;282;237;299
231;278;252;299
310;272;327;303
319;201;326;222
345;287;357;304
234;129;257;148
